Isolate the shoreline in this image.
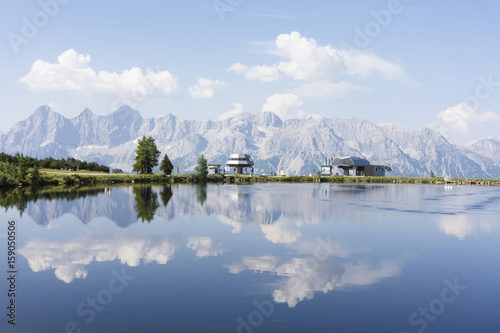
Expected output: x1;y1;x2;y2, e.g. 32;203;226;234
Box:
4;172;498;188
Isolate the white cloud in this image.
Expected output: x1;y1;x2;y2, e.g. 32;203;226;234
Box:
340;51;405;80
478;110;500;122
186;236;225;258
225;255;281;274
261;93;304;120
438;103;476;132
19;231;177;283
226;254;403;307
19;49;179;99
228;63;281;82
274;31;345;81
188;77;227;99
260;220;302;244
217;215;243;233
271;257;344;307
47;101;60;109
335;261;403;288
218;102;244;121
273;260;403;307
228;31;405;84
438;103;500;133
438;215;497;240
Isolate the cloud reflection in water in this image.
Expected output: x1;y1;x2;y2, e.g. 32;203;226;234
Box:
225;244;404;307
187;236;225;258
19;230;177;283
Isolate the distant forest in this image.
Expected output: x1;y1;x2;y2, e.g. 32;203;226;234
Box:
0;152;109;187
0;153;109;172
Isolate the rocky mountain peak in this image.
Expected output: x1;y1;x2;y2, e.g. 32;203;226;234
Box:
1;105;499;178
255;111;283;127
110;105;142;121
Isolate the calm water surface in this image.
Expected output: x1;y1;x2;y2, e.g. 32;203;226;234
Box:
1;183;499;332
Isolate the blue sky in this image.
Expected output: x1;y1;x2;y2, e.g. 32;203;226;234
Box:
1;0;499;145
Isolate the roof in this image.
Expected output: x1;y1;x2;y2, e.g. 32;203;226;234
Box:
226;154;254;167
228;154;251;158
332;156;370;167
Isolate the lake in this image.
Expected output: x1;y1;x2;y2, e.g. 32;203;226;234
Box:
1;183;499;332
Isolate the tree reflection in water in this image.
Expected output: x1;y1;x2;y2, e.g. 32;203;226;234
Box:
0;186;104;217
133;185;160;223
196;183;207;207
160;184;173;208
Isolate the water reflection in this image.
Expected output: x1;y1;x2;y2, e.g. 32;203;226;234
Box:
260;219;302;244
0;186;105;218
19;229;177;283
160;184;173;207
3;184;500;236
186;236;225;258
9;184;500;288
196;183;207;207
225;239;404;307
133;185;160;223
3;183;499;331
0;186;138;227
438;214;498;240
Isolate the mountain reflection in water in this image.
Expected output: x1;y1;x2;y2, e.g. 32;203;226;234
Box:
1;183;499;332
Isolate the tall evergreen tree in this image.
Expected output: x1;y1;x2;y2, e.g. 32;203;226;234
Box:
17;153;28;182
27;166;42;186
195;154;208;182
132;135;160;174
159;153;173;175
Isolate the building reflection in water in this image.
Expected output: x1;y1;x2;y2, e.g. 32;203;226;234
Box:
12;183;499;308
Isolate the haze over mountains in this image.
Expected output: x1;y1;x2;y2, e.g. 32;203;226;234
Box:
1;105;499;178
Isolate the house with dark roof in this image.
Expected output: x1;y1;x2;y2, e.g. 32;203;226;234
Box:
332;156;391;176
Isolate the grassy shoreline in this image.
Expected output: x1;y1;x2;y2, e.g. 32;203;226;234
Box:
1;166;499;188
20;171;500;187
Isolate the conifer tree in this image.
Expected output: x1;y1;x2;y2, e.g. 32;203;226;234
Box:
159;153;173;175
132;135;160;174
195;154;208;182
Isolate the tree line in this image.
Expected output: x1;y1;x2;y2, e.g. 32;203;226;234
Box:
0;153;110;172
0;152;110;187
0;134;208;187
133;135;207;180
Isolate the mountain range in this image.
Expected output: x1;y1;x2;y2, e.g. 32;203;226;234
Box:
1;105;499;178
